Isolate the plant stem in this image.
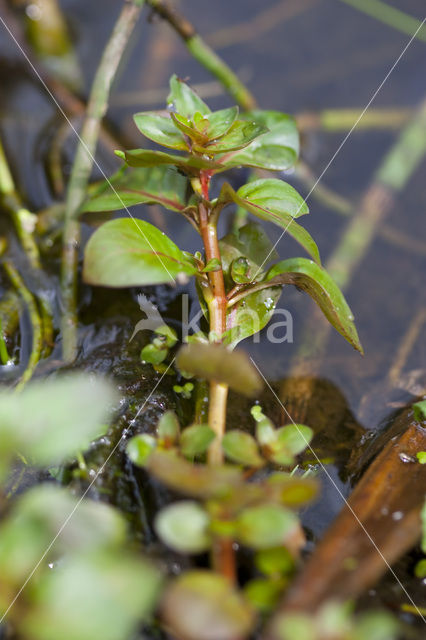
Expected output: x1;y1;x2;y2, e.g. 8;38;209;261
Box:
3;261;43;391
146;0;256;110
197;176;228;464
337;0;426;42
61;0;145;363
0;138;54;355
198;172;235;580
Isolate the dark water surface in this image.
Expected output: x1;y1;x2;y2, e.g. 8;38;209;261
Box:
1;0;426;630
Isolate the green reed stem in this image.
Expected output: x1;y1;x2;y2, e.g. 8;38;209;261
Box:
61;0;145;363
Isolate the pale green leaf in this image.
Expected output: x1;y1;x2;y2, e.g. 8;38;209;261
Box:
236;504;298;549
155;501;211;553
0;374;116;466
222;431;263;467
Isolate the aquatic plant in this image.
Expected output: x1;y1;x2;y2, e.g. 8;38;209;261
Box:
83;74;362;459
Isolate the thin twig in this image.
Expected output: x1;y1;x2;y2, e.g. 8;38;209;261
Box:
296;107;413;133
146;0;256;110
337;0;426;42
60;0;145;362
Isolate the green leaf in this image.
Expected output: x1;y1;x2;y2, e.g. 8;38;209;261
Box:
22;550;161;640
0;374;116;466
226;287;282;347
155;324;178;347
267;424;313;465
144;450;243;498
203;258;222;273
82;165;188;213
237;178;308;219
161;570;254;640
221;110;299;171
194;120;268;154
122;148;222;172
265;473;318;507
222;430;263;467
413;400;426;422
219;222;278;285
202;106;239;139
140;343;167;365
244;578;282;613
133;112;187;150
180;424;216;458
266;258;363;353
415;558;426;578
168;74;211;119
126;434;156;467
0;486;128;583
275;614;316;640
171;112;208;145
157;411;180;444
218;181;320;264
235;504;298;549
176;343;263;397
155;501;211;553
255;547;294;576
83;218;197;287
416;451;426;464
353;611;399;640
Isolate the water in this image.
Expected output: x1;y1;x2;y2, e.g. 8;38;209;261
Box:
0;0;425;630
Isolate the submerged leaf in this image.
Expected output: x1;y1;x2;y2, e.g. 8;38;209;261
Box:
82;165;188;213
155;501;211;553
161;570;255;640
176;343;263;396
266;258;363;353
83;218;197;287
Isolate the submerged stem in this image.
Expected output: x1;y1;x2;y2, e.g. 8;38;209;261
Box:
3;261;43;391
